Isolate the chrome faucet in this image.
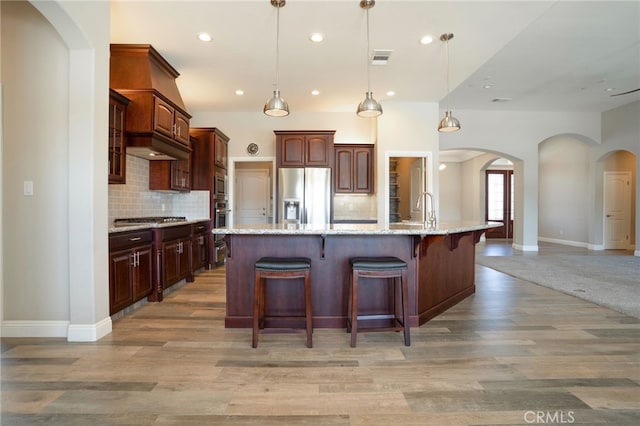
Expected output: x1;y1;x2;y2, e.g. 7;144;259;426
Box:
415;191;437;228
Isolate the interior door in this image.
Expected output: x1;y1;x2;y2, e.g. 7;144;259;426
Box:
236;169;271;225
603;171;631;249
485;170;514;238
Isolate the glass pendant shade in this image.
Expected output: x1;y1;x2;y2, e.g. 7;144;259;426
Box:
264;90;289;117
357;91;383;117
438;110;460;132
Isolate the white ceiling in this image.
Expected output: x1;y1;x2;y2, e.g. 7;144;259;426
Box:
110;0;640;115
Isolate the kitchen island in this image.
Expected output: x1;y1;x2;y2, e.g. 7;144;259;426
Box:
213;222;500;329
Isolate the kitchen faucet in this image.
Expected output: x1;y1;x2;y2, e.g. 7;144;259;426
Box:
415;191;437;228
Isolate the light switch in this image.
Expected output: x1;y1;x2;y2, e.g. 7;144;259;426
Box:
23;181;34;196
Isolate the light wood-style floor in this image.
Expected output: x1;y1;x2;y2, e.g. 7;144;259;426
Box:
2;241;639;425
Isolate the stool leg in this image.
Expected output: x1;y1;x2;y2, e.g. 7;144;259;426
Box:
252;271;261;348
401;269;410;346
350;270;359;348
304;270;313;348
346;270;353;333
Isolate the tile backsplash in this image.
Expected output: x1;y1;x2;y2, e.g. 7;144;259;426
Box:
108;155;210;224
333;194;377;221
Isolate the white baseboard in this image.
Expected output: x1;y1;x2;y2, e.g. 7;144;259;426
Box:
539;236;588;248
67;316;112;342
512;243;539;252
635;250;640;257
588;243;605;250
1;320;69;338
1;317;112;342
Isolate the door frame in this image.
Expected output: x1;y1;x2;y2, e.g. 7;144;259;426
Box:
228;157;276;227
484;169;514;238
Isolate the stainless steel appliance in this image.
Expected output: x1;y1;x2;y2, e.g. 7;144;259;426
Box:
213;199;229;266
278;168;331;225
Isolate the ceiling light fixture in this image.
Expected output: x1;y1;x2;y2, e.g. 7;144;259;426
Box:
420;35;433;45
263;0;289;117
235;89;244;96
438;33;460;132
197;32;212;42
309;33;324;43
311;90;320;96
356;0;382;118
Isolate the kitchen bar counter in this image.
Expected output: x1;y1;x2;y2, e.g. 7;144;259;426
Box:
215;221;500;329
212;221;499;236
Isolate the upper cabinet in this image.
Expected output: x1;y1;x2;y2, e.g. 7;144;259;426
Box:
190;127;230;191
109;44;192;160
334;144;374;194
275;130;335;168
108;89;129;184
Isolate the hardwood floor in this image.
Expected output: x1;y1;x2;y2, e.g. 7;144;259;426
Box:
2;242;639;425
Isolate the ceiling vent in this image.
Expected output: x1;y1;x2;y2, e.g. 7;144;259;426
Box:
371;49;393;65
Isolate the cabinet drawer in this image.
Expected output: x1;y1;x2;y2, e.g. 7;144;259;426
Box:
109;230;153;251
157;224;191;241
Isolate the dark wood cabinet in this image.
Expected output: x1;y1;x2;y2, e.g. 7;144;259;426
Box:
275;131;335;168
190;127;230;191
110;44;192;160
191;221;210;271
149;157;191;192
150;224;193;301
334;144;374;193
108;89;129;184
108;230;153;315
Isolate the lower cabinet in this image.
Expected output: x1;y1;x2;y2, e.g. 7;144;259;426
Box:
191;221;210;271
109;221;211;313
108;230;153;315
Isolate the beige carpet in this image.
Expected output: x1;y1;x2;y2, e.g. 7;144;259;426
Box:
476;253;640;319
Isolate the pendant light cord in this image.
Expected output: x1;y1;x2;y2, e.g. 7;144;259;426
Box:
275;4;281;90
445;37;450;112
365;7;371;93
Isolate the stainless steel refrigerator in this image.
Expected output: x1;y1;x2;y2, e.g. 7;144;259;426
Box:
278;168;331;225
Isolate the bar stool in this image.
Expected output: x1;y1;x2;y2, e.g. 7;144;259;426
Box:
347;256;410;347
253;257;313;348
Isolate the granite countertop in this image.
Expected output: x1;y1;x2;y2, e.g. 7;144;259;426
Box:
108;218;211;234
212;221;502;236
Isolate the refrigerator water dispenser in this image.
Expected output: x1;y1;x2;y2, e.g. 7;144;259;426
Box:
283;199;301;223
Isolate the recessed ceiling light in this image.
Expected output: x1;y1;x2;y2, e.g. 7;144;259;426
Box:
311;90;320;96
197;32;212;42
235;89;244;96
483;84;493;89
604;87;615;92
386;91;395;97
309;33;324;43
439;163;447;171
419;35;433;45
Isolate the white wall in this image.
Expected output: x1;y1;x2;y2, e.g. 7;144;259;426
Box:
538;136;592;246
2;0;111;339
438;162;462;222
2;1;70;322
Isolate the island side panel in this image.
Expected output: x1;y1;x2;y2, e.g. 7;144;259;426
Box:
416;232;478;325
224;234;417;328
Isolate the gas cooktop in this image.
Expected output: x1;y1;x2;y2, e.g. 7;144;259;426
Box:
113;216;187;226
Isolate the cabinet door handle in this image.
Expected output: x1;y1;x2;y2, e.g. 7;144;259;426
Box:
129;237;142;242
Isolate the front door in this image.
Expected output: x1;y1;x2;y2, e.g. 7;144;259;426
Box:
235;169;271;225
603;171;631;249
485;170;514;238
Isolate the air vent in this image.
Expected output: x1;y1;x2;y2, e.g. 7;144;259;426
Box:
491;97;512;103
371;49;393;65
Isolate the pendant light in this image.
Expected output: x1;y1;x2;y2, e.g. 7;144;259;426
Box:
438;33;460;132
264;0;289;117
356;0;383;118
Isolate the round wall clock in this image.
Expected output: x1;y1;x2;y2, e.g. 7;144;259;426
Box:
247;143;259;155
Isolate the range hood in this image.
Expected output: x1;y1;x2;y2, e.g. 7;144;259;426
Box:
110;44;191;161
